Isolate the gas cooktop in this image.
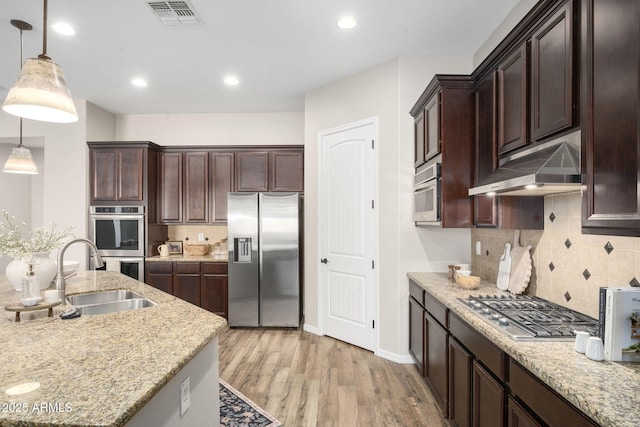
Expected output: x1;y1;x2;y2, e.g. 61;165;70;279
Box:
457;294;599;341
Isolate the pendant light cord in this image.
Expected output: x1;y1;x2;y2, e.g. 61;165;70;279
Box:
38;0;50;60
18;21;25;148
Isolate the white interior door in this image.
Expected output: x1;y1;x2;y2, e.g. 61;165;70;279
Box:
318;118;377;352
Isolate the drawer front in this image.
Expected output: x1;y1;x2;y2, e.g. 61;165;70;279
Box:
409;280;425;307
146;261;173;274
449;312;506;381
175;262;201;274
509;360;599;427
202;262;228;274
425;292;448;327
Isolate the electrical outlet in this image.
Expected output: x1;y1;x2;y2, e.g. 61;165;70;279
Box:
198;233;205;242
180;377;190;417
475;241;482;256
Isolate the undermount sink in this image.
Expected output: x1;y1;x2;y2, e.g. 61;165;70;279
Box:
67;289;156;316
77;299;155;316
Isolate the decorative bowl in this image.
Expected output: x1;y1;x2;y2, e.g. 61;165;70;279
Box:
184;244;210;256
455;275;480;290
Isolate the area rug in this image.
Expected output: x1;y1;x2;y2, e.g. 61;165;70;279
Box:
220;379;282;427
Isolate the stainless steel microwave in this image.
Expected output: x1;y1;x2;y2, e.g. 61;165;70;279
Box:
413;159;441;225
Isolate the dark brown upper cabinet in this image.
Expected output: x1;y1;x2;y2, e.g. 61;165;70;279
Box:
235;150;304;193
581;0;640;235
530;0;574;141
90;147;143;202
235;151;269;192
413;110;426;168
210;152;235;223
158;151;183;223
474;74;498;228
411;75;475;228
183;152;209;223
497;43;529;155
413;88;441;168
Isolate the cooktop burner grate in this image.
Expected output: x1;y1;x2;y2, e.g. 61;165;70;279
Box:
457;294;599;341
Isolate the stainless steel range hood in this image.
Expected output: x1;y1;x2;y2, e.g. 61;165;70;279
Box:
469;130;581;196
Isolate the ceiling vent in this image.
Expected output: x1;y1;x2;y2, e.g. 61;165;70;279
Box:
145;1;203;25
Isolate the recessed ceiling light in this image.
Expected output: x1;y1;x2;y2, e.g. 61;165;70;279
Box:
337;16;357;30
131;78;148;87
223;75;240;86
52;22;75;36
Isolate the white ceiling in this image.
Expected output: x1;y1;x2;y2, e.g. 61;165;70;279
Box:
0;0;522;115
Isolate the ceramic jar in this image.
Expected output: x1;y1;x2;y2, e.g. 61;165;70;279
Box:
5;252;57;291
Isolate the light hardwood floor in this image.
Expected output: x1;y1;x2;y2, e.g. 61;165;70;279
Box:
218;327;450;426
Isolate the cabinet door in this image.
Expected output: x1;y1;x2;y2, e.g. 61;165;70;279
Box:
145;262;173;294
424;93;441;160
449;338;472;427
414;110;426;167
117;148;144;201
530;1;573;141
472;361;505;427
174;274;201;306
210;153;234;222
90;148;117;201
425;312;449;417
497;44;528;155
202;274;228;318
474;74;498;227
159;152;183;223
184;152;209;223
409;297;425;375
269;151;303;192
235;152;269;192
581;0;640;234
507;397;542;427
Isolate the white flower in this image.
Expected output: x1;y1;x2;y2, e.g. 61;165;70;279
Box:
0;210;75;260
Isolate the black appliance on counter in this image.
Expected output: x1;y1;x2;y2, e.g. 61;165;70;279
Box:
458;294;599;341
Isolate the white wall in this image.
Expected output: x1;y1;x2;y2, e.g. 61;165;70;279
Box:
0;100;117;273
116;112;304;146
304;55;473;360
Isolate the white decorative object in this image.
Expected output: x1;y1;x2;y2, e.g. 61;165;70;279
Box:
508;230;533;294
5;252;57;291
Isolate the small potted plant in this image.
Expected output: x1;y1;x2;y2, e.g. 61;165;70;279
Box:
0;210;75;291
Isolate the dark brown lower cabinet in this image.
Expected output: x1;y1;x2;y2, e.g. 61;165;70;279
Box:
174;263;201;306
145;261;228;318
508;397;541;427
201;262;228;318
472;361;505;427
449;338;472;427
409;296;425;375
425;312;449;417
145;261;173;294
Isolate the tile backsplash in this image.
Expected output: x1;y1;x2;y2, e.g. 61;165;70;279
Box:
471;192;639;318
167;225;228;253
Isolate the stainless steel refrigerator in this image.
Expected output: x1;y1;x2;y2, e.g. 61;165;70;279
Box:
227;192;301;327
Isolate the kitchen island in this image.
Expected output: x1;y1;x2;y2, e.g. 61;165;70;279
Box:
408;272;640;427
0;270;227;426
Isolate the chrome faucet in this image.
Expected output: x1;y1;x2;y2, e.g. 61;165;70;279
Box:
55;238;104;304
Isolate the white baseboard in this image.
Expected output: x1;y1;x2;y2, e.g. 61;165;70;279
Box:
375;348;415;364
303;323;321;335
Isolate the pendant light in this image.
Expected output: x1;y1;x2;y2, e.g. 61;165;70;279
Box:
3;20;39;175
2;0;78;124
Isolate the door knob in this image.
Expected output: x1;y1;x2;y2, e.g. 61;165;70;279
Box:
320;258;328;264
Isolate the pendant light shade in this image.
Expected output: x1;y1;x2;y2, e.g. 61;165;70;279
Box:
3;145;38;174
1;0;78;124
3;20;39;175
2;57;78;123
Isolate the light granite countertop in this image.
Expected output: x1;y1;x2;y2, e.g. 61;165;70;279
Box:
408;272;640;427
145;254;228;263
0;270;227;427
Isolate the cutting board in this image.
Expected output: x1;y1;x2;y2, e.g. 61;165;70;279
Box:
508;230;532;294
496;242;511;291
